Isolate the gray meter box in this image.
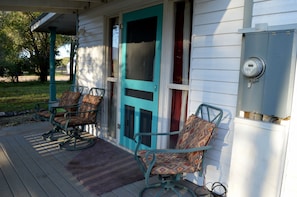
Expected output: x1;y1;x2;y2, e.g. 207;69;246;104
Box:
237;29;297;119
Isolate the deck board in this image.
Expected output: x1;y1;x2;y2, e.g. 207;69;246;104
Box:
0;144;31;197
0;123;95;197
4;134;65;196
0;167;13;197
17;135;67;196
0;122;212;197
15;132;93;197
1;140;48;196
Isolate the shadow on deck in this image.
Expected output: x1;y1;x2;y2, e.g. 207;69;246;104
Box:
0;121;213;197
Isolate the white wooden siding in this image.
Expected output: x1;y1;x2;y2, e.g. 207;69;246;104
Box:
188;0;244;188
76;0;163;139
253;0;297;27
251;1;297;196
192;45;242;58
192;34;242;48
76;13;105;99
191;57;241;70
193;20;243;36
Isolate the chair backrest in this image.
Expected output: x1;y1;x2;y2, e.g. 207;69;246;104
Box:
78;87;105;122
58;91;81;111
195;103;223;127
70;85;89;94
58;85;90;110
89;87;105;97
176;103;223;170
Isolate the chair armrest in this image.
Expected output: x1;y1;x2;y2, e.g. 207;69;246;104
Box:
139;146;212;176
56;108;98;121
49;104;79;123
69;109;98;118
134;131;181;156
134;131;180;143
35;101;58;112
51;104;79;113
145;146;212;156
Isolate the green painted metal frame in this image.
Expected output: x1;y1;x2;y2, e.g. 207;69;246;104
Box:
120;4;163;151
48;87;105;151
35;85;88;122
134;103;223;196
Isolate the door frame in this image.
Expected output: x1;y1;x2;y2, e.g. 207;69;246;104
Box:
119;4;163;151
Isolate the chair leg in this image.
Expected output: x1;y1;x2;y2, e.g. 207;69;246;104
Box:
140;175;196;197
59;127;96;151
42;127;60;141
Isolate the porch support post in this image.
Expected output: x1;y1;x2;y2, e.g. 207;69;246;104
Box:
49;26;57;102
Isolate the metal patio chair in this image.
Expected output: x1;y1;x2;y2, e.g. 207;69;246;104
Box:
50;87;105;151
134;103;223;196
35;85;88;122
36;85;88;140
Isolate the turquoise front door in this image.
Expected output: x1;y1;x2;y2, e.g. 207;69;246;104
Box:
120;5;163;151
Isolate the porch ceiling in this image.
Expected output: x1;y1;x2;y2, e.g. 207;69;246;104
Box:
0;0;107;14
0;0;110;35
31;13;77;35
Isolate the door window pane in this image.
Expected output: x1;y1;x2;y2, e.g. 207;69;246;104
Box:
107;17;119;139
107;82;117;138
124;105;135;140
126;17;157;81
170;1;192;147
140;109;152;147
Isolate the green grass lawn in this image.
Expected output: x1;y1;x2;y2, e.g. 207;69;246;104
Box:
0;81;71;112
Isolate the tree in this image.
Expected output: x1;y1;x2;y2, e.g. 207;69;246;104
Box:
0;12;23;82
0;12;69;82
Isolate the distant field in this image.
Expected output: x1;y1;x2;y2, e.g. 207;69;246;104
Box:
0;76;70;112
0;74;69;82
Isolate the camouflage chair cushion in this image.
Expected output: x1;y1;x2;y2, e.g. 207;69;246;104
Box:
176;114;199;149
78;94;102;122
137;151;193;175
54;116;96;127
37;110;66;119
138;115;215;174
36;110;52;119
58;91;81;112
54;94;102;127
182;116;215;171
37;91;80;120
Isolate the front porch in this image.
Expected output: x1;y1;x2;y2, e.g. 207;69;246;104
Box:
0;120;212;196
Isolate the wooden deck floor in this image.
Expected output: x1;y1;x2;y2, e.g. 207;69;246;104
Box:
0;121;212;197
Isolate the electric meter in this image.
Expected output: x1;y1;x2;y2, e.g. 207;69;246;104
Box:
242;57;265;78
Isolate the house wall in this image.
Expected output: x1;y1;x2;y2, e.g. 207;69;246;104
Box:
251;1;297;196
186;0;244;188
75;0;297;196
76;0;162;137
229;0;297;197
75;13;106;137
252;0;297;27
76;13;105;90
76;0;160;90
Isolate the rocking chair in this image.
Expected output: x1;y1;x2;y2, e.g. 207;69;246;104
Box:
134;103;223;196
35;85;87;122
50;87;105;151
37;85;88;140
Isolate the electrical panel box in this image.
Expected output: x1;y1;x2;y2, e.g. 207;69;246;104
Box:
237;29;297;119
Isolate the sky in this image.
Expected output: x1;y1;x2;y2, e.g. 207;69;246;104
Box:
56;44;70;59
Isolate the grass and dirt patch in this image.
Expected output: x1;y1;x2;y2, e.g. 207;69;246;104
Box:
0;76;71;128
